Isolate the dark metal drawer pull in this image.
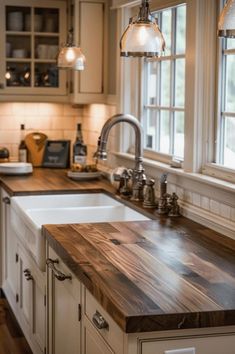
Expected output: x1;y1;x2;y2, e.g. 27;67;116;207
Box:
92;311;109;330
46;258;72;281
2;197;10;204
23;269;33;281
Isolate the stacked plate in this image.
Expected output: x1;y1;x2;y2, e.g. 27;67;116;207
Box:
8;12;23;31
0;162;33;175
67;170;102;180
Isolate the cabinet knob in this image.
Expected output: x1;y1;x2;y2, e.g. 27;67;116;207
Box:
46;258;72;281
92;311;109;331
2;196;10;204
23;269;33;280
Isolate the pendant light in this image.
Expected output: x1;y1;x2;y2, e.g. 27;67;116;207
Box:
218;0;235;38
57;28;86;70
120;0;165;57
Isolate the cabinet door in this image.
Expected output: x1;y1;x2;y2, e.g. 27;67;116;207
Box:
31;264;46;354
141;334;235;354
47;247;81;354
0;0;68;99
72;0;108;104
18;244;33;334
1;190;18;308
83;316;114;354
18;244;46;354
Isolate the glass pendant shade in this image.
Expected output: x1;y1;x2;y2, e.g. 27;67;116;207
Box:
218;0;235;38
57;46;85;70
120;0;165;57
57;29;85;70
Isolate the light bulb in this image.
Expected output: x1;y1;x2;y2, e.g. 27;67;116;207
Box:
65;48;76;63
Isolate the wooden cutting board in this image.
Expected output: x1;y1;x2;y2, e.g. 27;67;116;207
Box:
25;132;48;167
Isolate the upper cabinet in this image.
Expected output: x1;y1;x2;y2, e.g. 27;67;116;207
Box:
71;0;109;104
0;0;68;101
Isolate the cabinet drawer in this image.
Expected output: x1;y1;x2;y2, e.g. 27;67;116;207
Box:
140;333;235;354
84;288;124;354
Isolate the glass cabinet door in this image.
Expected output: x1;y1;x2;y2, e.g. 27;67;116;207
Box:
1;0;67;96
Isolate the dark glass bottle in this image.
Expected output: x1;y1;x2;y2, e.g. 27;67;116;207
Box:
73;123;87;165
19;124;27;162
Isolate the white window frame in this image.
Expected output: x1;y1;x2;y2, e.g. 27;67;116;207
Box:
116;0;235;183
202;0;235;182
140;4;186;164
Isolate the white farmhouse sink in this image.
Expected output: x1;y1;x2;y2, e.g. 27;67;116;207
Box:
11;193;149;271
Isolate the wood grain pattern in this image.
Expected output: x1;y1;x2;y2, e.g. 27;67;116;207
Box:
1;168;235;333
0;168;115;196
43;220;235;333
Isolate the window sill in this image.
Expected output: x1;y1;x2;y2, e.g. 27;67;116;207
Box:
113;152;235;194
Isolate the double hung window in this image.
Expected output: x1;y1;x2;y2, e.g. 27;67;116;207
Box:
217;36;235;170
142;4;186;160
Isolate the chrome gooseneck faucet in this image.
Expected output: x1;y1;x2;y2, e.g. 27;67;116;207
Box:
96;114;146;201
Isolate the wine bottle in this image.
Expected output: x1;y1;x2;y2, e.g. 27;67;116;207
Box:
73;124;87;165
19;124;27;162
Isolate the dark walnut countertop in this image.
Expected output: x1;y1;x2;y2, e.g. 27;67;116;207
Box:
0;168;115;196
1;168;235;333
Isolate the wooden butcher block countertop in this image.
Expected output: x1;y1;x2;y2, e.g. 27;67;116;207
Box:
43;219;235;333
0;168;115;196
1;168;235;333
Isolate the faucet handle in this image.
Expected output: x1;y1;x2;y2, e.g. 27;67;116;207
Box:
143;179;157;208
113;168;132;197
168;193;181;217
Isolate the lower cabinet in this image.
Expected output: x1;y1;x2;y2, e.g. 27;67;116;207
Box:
139;332;235;354
1;189;18;306
18;244;46;354
47;246;81;354
1;189;46;354
1;189;235;354
82;317;114;354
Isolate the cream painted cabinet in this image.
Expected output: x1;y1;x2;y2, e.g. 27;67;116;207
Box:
71;0;108;104
82;316;114;354
0;0;68;101
47;246;81;354
0;189;46;354
1;189;18;308
140;332;235;354
18;244;46;354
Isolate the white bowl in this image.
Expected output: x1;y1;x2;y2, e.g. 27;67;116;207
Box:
0;162;32;174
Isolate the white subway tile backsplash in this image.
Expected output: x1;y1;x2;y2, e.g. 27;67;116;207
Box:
192;193;201;207
184;190;193;203
0;131;20;144
168;183;177;195
38;103;62;116
210;199;220;215
0;102;13;115
0;115;25;130
63;104;82;116
220;204;231;219
0;102;82;161
231;208;235;222
176;186;184;200
201;196;210;210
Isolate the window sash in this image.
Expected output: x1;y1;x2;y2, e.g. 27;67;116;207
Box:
141;5;186;160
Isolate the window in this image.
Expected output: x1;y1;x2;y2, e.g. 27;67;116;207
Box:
142;4;186;160
217;34;235;170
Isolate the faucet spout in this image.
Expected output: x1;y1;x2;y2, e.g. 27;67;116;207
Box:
97;113;146;201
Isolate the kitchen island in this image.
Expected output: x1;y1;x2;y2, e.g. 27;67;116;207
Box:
1;168;235;354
